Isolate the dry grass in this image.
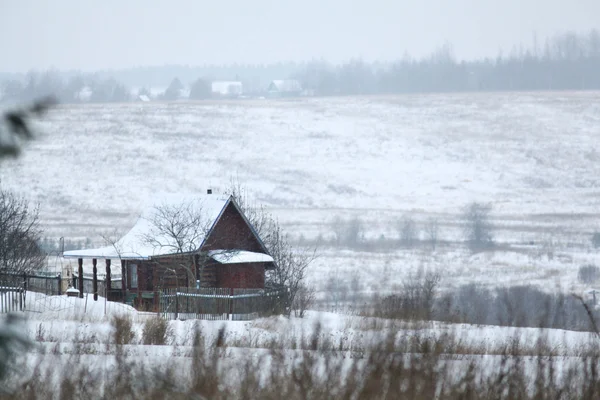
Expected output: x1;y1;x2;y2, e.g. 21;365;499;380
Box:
3;318;600;399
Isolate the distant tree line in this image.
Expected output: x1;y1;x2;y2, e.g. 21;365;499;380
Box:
0;71;132;104
2;30;599;103
295;30;600;95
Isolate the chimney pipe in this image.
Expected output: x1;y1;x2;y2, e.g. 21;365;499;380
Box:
207;189;212;195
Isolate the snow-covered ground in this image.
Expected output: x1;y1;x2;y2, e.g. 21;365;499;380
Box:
18;292;599;358
2;92;600;295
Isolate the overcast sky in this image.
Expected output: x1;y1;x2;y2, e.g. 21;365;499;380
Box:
1;0;599;72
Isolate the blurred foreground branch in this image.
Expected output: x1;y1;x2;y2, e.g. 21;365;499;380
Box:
0;96;57;159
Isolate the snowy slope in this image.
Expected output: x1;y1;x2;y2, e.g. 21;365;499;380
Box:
2;92;600;293
1;92;599;238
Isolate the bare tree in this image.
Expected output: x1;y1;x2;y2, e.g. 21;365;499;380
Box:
463;202;494;252
0;188;45;275
265;222;316;313
425;217;439;251
346;217;364;248
227;179;317;315
331;215;364;248
331;215;346;245
377;270;440;320
399;215;417;248
141;200;212;287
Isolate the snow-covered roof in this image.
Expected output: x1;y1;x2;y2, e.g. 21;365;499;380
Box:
63;193;230;260
208;250;273;264
211;81;243;96
268;79;302;93
76;86;93;102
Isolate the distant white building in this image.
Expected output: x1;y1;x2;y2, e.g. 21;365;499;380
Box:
211;81;243;98
267;80;302;97
76;86;93;102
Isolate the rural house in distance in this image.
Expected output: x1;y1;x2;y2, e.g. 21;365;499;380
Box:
267;79;303;97
211;81;244;98
63;192;275;310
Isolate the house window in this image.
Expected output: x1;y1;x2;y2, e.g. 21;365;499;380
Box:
130;264;138;289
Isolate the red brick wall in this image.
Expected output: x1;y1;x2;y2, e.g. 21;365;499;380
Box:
216;263;265;288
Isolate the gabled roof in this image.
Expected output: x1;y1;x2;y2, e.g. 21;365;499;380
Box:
268;79;302;92
63;193;231;260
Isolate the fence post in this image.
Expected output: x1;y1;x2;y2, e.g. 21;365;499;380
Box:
105;259;111;301
78;258;84;298
22;273;28;293
92;258;98;301
229;287;234;320
175;288;179;320
121;261;127;304
57;273;62;295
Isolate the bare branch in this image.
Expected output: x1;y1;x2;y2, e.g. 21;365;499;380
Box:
140;199;212;287
0;188;45;274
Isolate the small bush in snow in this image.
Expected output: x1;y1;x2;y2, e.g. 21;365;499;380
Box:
376;271;440;320
463;202;494;252
293;284;316;318
398;215;417;248
578;264;600;284
592;232;600;248
111;315;135;345
142;317;172;345
331;216;364;248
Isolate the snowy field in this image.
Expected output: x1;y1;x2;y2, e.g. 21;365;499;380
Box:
2;92;600;295
19;292;600;358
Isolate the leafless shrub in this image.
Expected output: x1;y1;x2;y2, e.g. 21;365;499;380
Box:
349;269;362;301
228;179;316;316
293;284;316;318
398;214;417;247
324;274;350;311
436;284;600;331
579;264;600;284
463;202;494;252
592;232;600;248
142;317;173;345
111;315;135;345
0;188;45;275
425;217;440;251
331;215;364;248
375;270;440;320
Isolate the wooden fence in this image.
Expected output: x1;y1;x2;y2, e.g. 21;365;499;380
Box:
0;281;25;313
0;272;65;314
159;287;288;321
0;272;62;297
